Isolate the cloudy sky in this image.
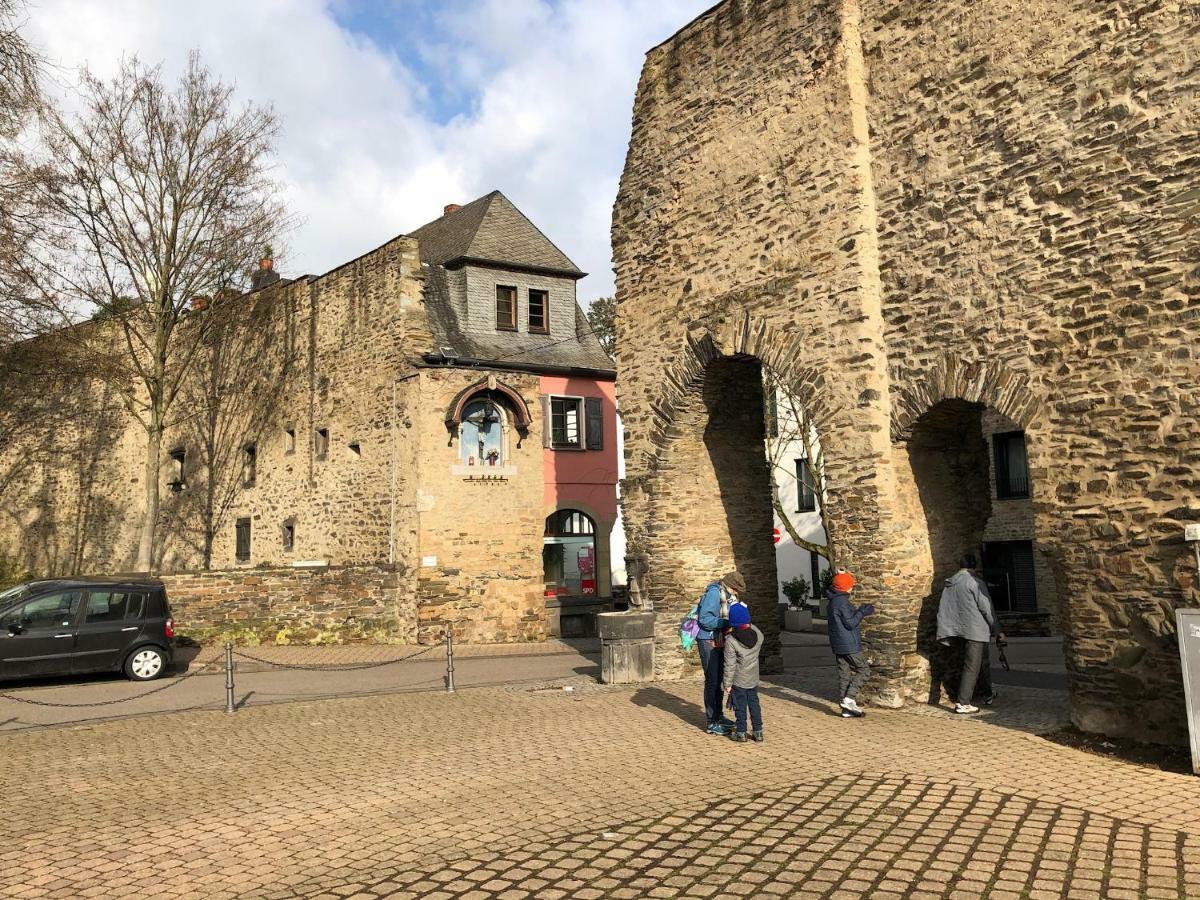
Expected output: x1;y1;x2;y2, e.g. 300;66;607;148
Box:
24;0;712;303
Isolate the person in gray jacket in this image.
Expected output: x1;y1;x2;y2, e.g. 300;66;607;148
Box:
722;603;764;743
937;553;1005;714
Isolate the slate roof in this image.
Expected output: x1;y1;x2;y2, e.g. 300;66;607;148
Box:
412;192;613;375
409;191;585;278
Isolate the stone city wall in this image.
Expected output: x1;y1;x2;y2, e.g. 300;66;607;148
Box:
162;564;413;644
614;0;1198;741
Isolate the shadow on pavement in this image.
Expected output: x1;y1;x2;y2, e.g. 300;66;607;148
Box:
630;686;705;730
758;684;844;718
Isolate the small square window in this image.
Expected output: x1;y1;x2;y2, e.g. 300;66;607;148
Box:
348;441;361;457
528;289;549;334
235;518;251;563
315;428;329;460
284;426;296;454
282;521;295;552
495;285;517;331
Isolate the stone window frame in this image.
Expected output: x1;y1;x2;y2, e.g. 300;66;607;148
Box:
458;397;510;468
284;425;296;455
315;427;330;461
242;442;257;488
281;519;295;553
167;447;186;493
528;288;550;335
495;284;518;332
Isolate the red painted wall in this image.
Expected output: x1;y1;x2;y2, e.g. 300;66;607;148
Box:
541;375;619;524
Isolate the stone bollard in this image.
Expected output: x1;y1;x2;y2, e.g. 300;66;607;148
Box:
597;611;656;684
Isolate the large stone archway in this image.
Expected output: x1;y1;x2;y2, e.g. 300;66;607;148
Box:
613;0;1198;743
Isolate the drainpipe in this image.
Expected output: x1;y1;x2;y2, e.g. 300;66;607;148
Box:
390;373;419;566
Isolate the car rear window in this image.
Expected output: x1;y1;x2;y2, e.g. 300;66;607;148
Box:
85;592;142;624
144;592;165;619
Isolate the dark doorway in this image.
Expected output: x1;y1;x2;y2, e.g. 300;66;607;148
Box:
982;540;1037;613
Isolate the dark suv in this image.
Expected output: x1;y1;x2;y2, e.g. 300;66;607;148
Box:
0;578;175;681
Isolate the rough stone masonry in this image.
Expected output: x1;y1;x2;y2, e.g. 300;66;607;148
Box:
612;0;1199;742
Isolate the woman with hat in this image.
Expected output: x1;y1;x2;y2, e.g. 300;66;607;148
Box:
696;571;745;734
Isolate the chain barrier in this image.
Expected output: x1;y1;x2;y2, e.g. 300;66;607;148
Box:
230;642;440;672
0;637;452;712
0;658;221;708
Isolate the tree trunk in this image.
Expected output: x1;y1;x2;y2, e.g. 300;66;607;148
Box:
135;420;162;572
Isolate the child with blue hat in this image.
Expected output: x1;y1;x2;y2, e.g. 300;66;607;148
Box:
722;600;764;742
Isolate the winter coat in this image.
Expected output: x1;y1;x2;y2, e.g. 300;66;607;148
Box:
696;581;731;641
722;624;763;692
936;569;996;643
826;590;875;655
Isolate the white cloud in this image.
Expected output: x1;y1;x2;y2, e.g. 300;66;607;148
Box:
24;0;711;300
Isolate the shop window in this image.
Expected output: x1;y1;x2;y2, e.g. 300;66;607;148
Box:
994;431;1030;499
543;509;597;598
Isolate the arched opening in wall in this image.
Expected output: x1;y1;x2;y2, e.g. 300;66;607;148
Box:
905;399;1048;705
543;509;596;599
648;355;779;674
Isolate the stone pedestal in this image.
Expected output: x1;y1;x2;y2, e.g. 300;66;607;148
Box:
784;607;813;632
598;611;655;684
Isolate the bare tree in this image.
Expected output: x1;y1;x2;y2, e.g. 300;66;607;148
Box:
764;372;836;566
0;0;51;338
30;53;290;570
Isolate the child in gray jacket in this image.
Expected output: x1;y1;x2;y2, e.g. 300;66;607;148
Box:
722;603;764;743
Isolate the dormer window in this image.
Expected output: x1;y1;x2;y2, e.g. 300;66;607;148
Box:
528;289;549;334
495;285;517;331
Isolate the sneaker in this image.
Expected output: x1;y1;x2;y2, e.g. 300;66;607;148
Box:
954;703;980;714
752;730;764;743
728;731;748;743
842;697;861;712
706;722;730;735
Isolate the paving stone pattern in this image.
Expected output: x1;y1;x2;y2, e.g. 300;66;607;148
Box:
2;679;1198;899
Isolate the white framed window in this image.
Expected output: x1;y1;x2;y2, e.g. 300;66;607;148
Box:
543;395;604;451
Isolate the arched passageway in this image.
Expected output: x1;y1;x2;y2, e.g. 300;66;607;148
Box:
642;354;780;676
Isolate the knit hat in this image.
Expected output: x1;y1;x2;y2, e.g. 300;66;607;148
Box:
728;602;751;627
832;572;856;592
721;571;746;595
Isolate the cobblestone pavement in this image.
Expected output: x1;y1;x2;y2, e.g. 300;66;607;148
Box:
1;675;1196;899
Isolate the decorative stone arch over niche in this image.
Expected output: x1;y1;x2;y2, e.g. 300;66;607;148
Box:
445;375;532;439
639;311;834;474
890;353;1040;443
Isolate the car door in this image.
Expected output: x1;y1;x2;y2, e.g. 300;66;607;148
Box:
73;590;143;674
0;591;83;678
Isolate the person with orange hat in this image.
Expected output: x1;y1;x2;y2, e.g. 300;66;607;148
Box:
825;568;876;718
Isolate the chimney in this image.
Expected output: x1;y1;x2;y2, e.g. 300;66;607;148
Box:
443;203;462;216
250;253;280;291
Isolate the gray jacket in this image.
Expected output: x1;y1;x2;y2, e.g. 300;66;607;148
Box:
722;625;763;691
936;569;996;643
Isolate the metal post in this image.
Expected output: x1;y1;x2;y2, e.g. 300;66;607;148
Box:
224;641;236;714
445;626;456;693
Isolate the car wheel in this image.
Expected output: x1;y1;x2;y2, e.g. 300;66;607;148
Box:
124;646;166;681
